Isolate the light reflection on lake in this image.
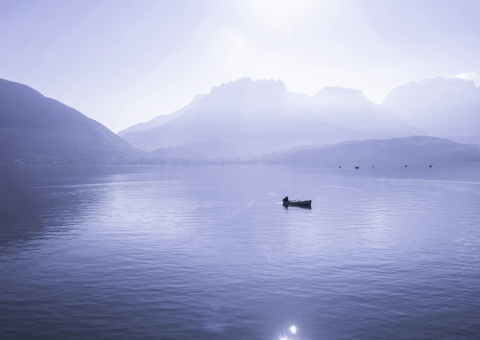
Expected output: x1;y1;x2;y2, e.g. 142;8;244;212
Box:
1;163;480;339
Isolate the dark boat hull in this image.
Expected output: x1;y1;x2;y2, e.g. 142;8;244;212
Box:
283;200;312;206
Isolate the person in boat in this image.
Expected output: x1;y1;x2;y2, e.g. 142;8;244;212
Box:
283;196;289;202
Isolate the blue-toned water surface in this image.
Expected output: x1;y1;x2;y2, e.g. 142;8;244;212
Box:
1;163;480;339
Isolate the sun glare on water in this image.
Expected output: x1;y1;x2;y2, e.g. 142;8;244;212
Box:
278;324;298;340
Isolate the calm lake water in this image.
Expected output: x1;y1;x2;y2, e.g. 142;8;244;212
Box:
1;163;480;339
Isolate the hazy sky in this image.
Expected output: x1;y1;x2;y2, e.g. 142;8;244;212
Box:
1;0;479;132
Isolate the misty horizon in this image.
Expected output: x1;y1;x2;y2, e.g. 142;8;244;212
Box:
2;72;480;164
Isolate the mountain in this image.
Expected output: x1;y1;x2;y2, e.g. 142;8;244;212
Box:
117;94;207;137
148;140;248;159
120;78;415;156
263;136;480;164
0;78;140;166
310;87;412;133
382;77;480;131
425;99;480;137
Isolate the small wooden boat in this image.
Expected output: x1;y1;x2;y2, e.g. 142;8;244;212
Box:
283;199;312;206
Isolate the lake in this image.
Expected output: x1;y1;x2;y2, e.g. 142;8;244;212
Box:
1;163;480;339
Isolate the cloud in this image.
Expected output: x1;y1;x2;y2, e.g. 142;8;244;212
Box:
455;72;479;83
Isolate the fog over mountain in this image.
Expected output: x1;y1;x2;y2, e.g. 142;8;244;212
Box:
263;136;480;164
121;78;415;157
3;76;480;167
0;79;139;166
382;77;480;144
117;94;208;137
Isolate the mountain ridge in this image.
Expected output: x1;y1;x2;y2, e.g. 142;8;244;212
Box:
117;94;208;137
382;77;480;130
0;78;140;166
263;136;480;164
120;77;415;154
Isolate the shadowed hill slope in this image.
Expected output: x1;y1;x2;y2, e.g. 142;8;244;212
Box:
0;78;140;166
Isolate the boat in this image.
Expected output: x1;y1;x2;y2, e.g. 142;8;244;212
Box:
282;199;312;206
